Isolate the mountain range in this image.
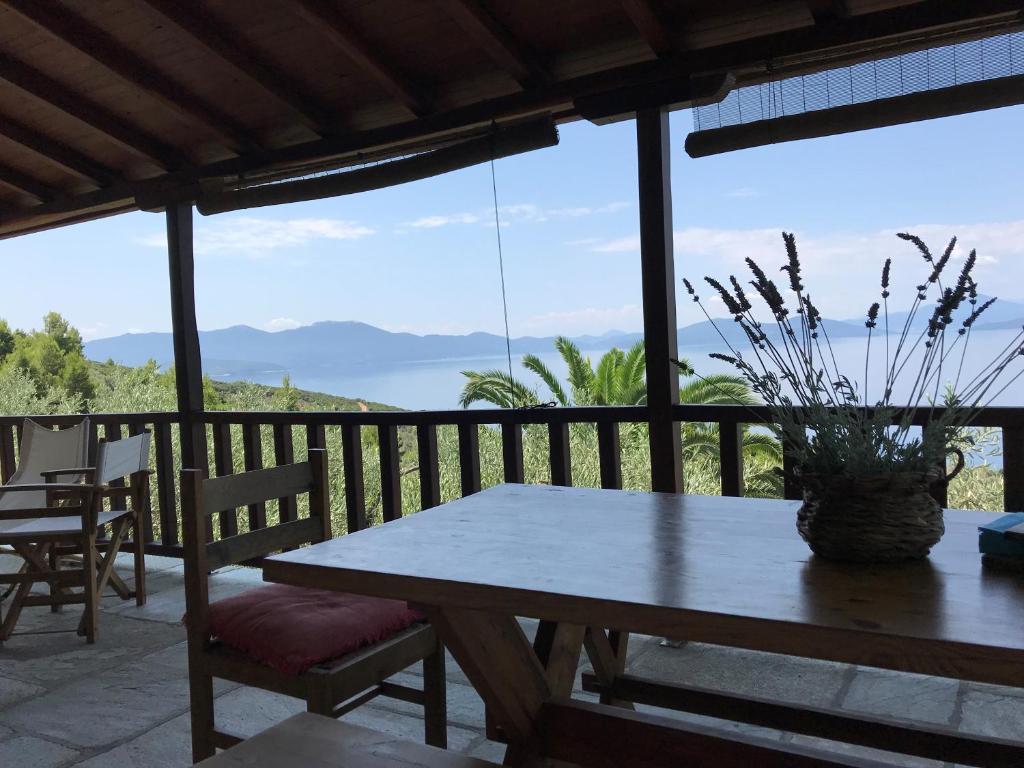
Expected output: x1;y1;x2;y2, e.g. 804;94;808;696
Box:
84;296;1024;377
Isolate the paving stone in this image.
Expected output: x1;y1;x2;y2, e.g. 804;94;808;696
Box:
382;672;486;731
0;674;45;708
841;667;959;726
789;735;944;767
211;686;306;738
0;723;14;741
627;641;850;709
958;682;1024;740
102;567;260;623
0;735;79;768
2;641;230;749
0;612;185;687
72;712;193;768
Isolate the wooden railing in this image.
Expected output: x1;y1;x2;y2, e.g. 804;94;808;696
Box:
1;404;1021;558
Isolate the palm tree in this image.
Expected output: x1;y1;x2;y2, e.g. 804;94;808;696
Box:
460;336;782;494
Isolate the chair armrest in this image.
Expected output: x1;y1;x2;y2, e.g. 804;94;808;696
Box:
0;483;97;494
0;505;91;520
39;467;95;478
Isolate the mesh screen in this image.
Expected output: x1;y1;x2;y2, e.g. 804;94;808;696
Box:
693;30;1024;131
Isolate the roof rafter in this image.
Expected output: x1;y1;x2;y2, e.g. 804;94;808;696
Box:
0;53;182;170
0;114;119;186
138;0;335;135
290;0;431;118
0;0;260;154
0;159;56;202
621;0;674;57
438;0;548;87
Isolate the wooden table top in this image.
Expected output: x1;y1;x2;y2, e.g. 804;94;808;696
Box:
264;484;1024;686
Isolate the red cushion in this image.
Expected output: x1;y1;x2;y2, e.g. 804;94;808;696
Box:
206;584;424;677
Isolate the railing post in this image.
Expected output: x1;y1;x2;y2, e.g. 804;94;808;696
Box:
212;422;237;538
154;421;178;546
417;424;441;509
719;421;743;497
273;423;297;522
548;421;572;487
341;424;367;532
597;422;622;490
127;421;155;541
0;424;16;484
458;423;481;496
105;422;127;511
378;425;402;522
502;423;524;484
241;423;266;529
1004;425;1024;511
166;201;208;472
637;107;682;493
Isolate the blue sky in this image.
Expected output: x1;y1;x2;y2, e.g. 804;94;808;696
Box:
3;104;1024;341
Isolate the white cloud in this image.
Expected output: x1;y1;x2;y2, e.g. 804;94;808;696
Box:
137;217;374;256
399;200;631;230
405;213;481;228
264;317;303;332
726;187;759;198
519;304;643;336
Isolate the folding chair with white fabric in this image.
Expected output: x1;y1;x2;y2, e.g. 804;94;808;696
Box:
0;426;151;643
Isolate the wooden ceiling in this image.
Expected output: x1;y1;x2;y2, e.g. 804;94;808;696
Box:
0;0;1021;238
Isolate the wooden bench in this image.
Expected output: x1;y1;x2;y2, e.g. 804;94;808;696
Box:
196;713;497;767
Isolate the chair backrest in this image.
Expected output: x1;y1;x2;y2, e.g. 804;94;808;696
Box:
0;418;91;511
95;431;151;485
180;449;331;629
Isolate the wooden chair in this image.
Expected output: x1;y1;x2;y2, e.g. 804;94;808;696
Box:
181;449;447;763
0;430;151;643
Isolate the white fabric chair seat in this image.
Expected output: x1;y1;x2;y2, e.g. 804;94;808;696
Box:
0;509;129;539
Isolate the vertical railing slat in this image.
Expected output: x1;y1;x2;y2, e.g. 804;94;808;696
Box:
0;424;16;484
548;421;572;487
502;423;524;484
104;422;127;510
306;423;326;451
212;423;238;538
273;423;297;522
1003;425;1024;511
719;420;743;497
597;422;622;490
154;421;178;546
341;424;367;532
458;423;481;496
242;423;267;530
127;421;155;541
782;443;801;501
378;425;402;522
417;424;441;510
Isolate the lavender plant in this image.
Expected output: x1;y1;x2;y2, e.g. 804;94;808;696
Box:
682;232;1023;477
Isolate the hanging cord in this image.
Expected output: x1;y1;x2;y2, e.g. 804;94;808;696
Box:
488;130;517;409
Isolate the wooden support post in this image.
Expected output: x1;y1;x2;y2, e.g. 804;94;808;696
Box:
719;420;743;497
548;422;572;487
341;424;367;533
458;423;481;496
597;422;622;490
1003;426;1024;511
417;424;441;510
637;108;682;493
502;423;525;484
166;202;207;472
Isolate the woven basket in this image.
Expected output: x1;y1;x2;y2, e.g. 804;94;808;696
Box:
796;452;963;563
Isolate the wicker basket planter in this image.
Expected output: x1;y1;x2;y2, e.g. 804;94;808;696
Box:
796;455;963;563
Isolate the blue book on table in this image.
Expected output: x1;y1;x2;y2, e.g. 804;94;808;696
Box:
979;513;1024;557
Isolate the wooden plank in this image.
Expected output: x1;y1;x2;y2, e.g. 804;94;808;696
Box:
0;52;180;169
212;422;237;538
290;0;430;117
0;159;56;201
580;672;1024;767
195;712;498;767
1;0;259;153
621;0;674;56
241;423;267;530
417;424;441;510
263;486;1024;689
166;203;208;471
203;461;313;518
1003;425;1024;511
458;423;481;497
501;423;524;484
539;699;894;768
341;424;366;533
206;517;323;571
154;421;178;546
0;423;16;483
547;422;572;487
138;0;334;133
583;628;633;708
637;108;682;493
596;421;622;490
719;420;744;497
0;113;117;185
378;425;402;523
273;424;298;523
438;0;546;86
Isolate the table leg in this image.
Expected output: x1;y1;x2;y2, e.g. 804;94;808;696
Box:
584;628;635;709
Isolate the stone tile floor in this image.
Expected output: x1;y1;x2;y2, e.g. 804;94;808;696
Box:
0;553;1021;767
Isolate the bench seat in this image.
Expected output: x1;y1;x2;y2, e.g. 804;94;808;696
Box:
196;712;498;767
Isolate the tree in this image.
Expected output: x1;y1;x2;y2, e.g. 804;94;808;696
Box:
0;319;14;361
43;312;83;356
272;374;300;411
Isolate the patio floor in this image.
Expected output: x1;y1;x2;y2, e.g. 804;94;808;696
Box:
0;554;1021;767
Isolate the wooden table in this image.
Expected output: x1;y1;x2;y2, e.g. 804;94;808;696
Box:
264;484;1024;767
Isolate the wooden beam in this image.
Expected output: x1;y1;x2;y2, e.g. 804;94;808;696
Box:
0;53;182;170
0;114;118;185
166;203;207;472
637;108;681;494
0;0;260;154
0;160;57;202
621;0;674;57
806;0;848;24
290;0;430;117
439;0;547;87
138;0;335;134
